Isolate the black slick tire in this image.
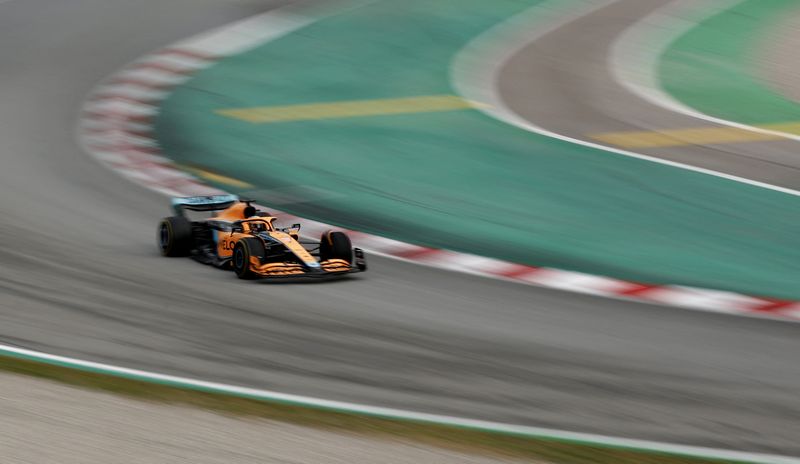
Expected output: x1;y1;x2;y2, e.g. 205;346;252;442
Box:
233;237;264;280
319;231;353;263
158;216;192;257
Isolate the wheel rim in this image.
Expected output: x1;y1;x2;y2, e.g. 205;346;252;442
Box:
159;223;169;250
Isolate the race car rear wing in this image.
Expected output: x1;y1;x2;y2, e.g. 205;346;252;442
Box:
171;194;239;215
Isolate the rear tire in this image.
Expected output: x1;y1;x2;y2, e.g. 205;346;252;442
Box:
233;238;264;279
158;216;192;257
319;231;352;263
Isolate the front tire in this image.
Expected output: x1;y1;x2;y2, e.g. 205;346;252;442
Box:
319;231;352;263
158;216;192;257
232;238;264;279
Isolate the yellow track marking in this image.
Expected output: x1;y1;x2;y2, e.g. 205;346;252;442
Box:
179;165;253;188
216;95;485;123
590;122;800;148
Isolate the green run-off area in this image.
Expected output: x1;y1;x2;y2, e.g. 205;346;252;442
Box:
156;0;800;299
661;0;800;124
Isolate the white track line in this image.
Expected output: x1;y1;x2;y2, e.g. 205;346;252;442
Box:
1;343;796;464
610;0;800;143
450;0;800;197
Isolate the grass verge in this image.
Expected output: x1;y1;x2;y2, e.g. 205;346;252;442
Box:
0;354;753;464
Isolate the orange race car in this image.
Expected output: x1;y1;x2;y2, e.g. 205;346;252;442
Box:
157;195;366;280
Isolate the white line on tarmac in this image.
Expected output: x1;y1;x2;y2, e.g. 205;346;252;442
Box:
0;343;797;464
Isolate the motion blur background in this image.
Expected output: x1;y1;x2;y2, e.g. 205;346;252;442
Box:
2;0;800;463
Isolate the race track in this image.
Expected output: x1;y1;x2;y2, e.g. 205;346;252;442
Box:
498;0;800;188
1;0;799;457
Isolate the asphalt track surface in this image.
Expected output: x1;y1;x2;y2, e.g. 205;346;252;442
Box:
1;0;799;456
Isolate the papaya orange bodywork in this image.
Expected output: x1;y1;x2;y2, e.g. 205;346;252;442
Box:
210;201;355;277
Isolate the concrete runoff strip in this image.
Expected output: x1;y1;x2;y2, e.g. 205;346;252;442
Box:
1;342;797;464
0;371;518;464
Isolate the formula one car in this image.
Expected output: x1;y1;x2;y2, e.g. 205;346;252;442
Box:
157;195;366;279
